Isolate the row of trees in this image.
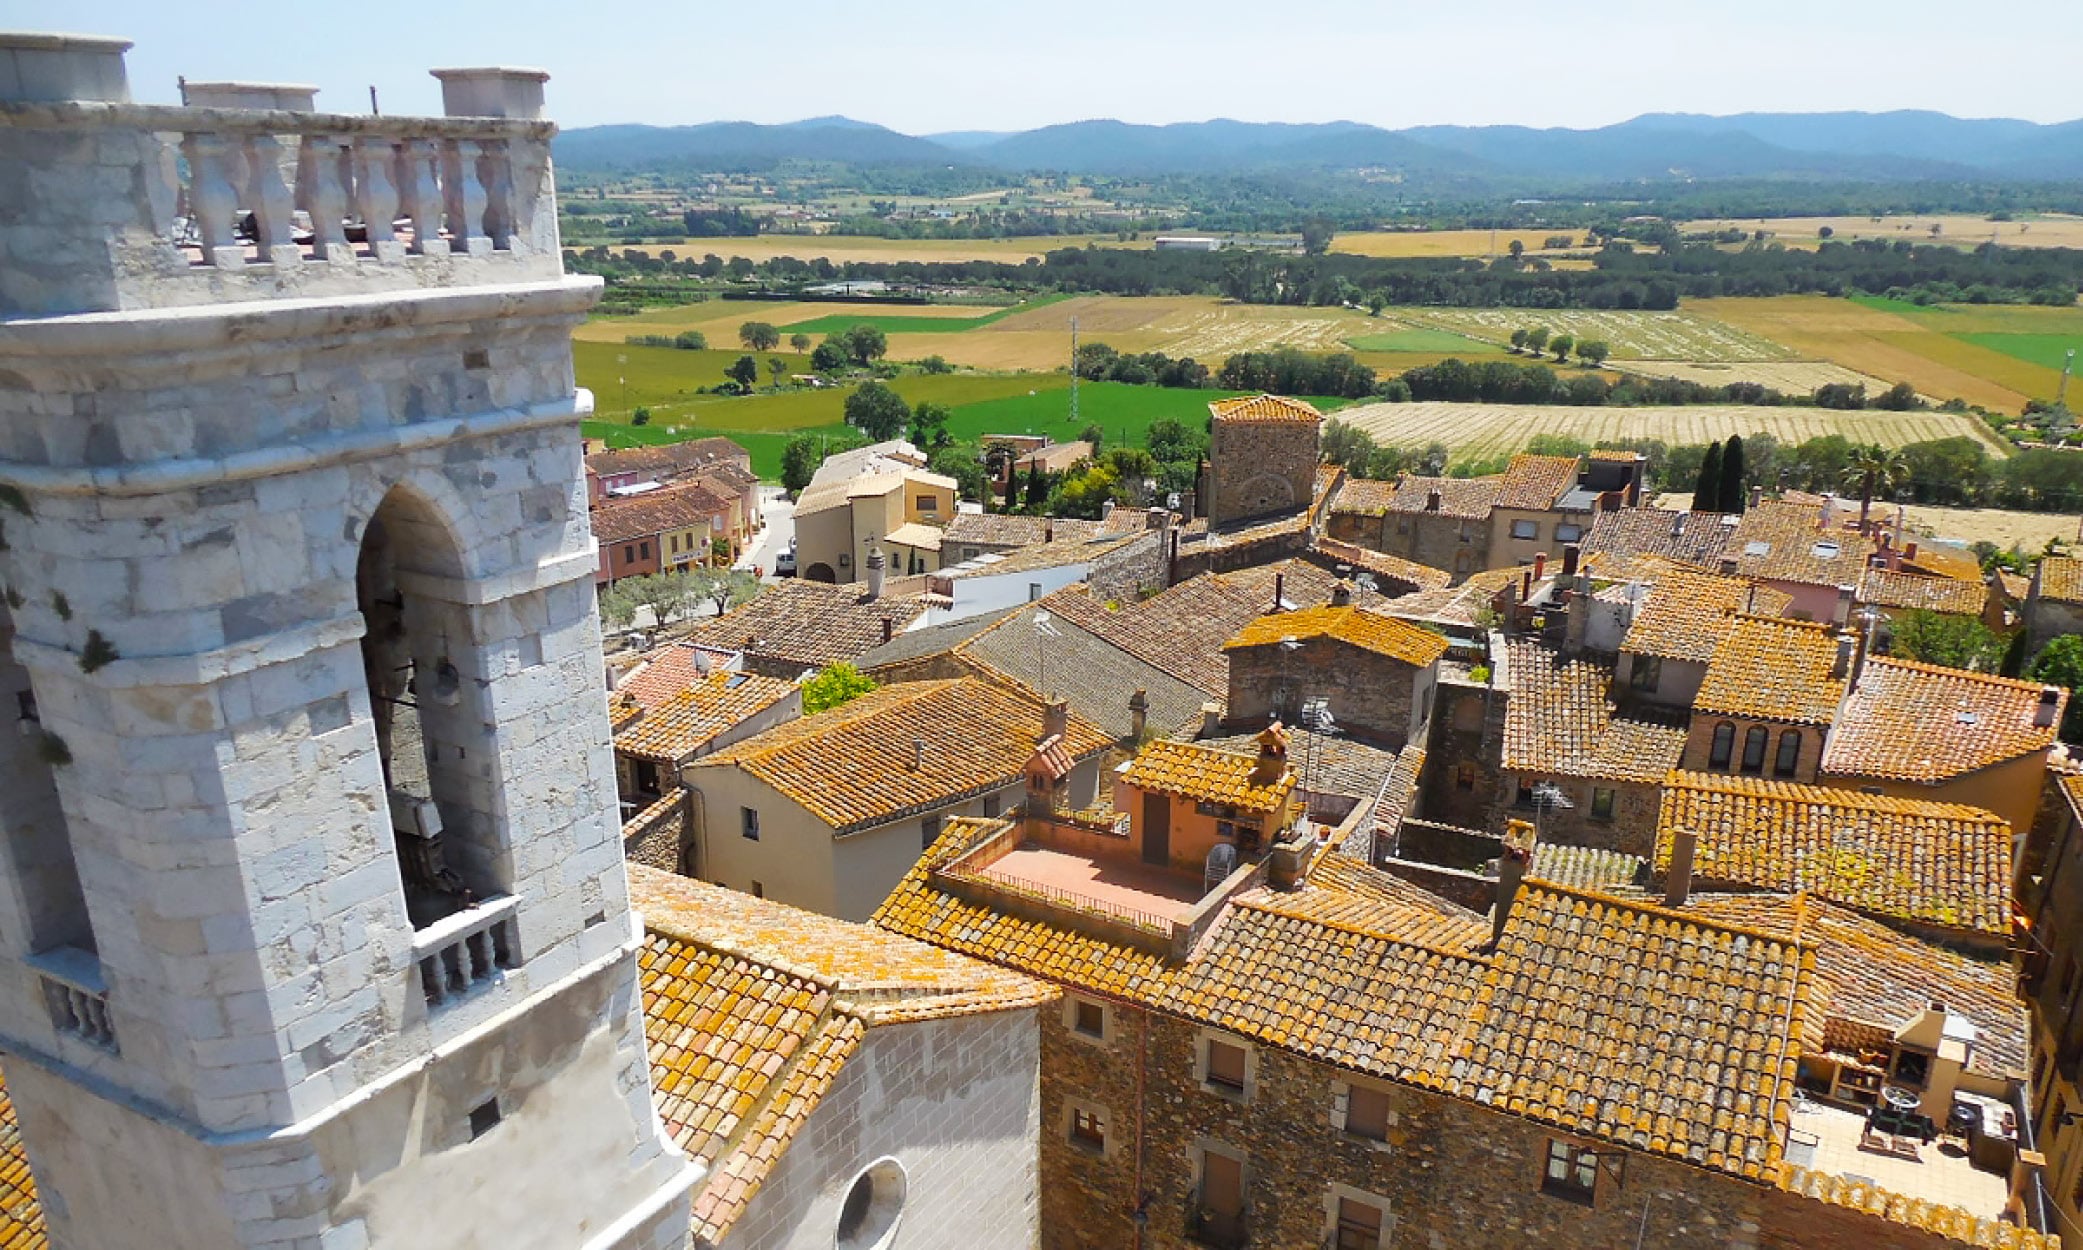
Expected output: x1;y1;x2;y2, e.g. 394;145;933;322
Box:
1507;327;1612;367
599;568;759;630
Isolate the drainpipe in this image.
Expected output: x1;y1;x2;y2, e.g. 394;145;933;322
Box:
2014;1083;2053;1236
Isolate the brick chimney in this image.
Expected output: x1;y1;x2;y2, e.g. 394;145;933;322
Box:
1129;689;1149;740
1251;723;1289;786
1905;541;1919;562
1330;580;1354;607
1044;520;1054;542
2039;687;2063;729
1102;500;1115;522
1532;552;1547;580
1042;697;1070;745
1831;634;1855;681
1561;544;1580;578
1664;827;1697;908
865;544;886;601
1490;836;1531;949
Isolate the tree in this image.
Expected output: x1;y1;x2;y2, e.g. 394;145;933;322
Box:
1300;217;1335;256
1509;328;1529;353
844;380;909;441
1875;380;1922;411
1079;423;1105;453
928;444;988;502
909;401;952;449
694;568;759;616
673;330;707;351
780;434;820;494
739;321;781;352
600;571;697;631
767;356;788;388
1691;440;1724;512
2032;635;2083;742
1891;610;2009;673
918;355;953;375
1576;339;1611;368
789;332;812;353
801;662;878;715
1549;333;1575;363
1842;445;1907;530
810;337;851;372
1025;462;1048;510
1322;418;1381;468
1525;326;1550;357
726;355;759;390
631;406;652;426
1507;239;1525;262
1050;463;1119;518
1717;433;1748;513
843;323;889;366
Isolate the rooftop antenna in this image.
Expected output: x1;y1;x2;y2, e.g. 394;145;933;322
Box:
369;85;380;116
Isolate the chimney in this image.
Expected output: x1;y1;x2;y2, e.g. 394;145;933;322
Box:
1532;552;1547;580
1671;512;1686;538
1425;488;1443;512
1561;544;1580;577
864;544;886;601
1200;702;1223;738
1831;635;1855;681
1905;541;1920;562
913;737;926;770
1626;469;1642;508
1129;689;1149;740
1718;557;1738;576
1834;584;1854;627
1042;698;1069;744
1273;572;1285;612
1489;822;1533;949
881;617;894;645
1251;723;1288;786
1664;827;1697;908
1521;568;1533;602
1749;483;1763;509
1145;505;1169;532
1044;520;1054;542
1563;588;1589;656
1102;500;1115;521
1331;580;1354;607
2040;688;2063;729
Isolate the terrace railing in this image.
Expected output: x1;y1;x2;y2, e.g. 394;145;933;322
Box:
29;945;117;1052
412;894;522;1010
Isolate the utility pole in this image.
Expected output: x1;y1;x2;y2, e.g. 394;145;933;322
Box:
1069;314;1080;430
2057;348;2075;411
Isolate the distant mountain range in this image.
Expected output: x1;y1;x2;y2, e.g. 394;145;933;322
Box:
553;110;2083;184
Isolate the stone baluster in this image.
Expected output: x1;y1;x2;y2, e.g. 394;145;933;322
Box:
396;137;448;256
297;135;352;260
477;140;514;250
440;139;492;255
181;130;247;267
352;136;403;261
243;133;299;266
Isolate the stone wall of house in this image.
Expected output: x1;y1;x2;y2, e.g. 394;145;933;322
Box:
1088;530;1169;602
1679;717;1828;784
1225;640;1425;750
1206;419;1319;529
2027;598;2083;663
1500;774;1665;857
1380;511;1488;582
1326;510;1388;550
1419;675;1511;832
723;1006;1045;1250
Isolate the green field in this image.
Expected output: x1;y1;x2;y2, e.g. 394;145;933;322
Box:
1344;328;1501;354
1955;333;2083;372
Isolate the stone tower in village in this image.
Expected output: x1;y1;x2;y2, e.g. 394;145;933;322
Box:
0;33;695;1249
1202;393;1324;528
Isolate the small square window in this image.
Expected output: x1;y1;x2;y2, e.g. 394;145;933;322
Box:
1455;762;1475;792
1511;519;1538;540
1555;523;1584;543
983;794;1001;818
639;541;651;559
1590;788;1615;821
1070;1107;1105;1152
1345;1085;1390;1141
1073;999;1105;1039
1335;1197;1385;1250
469;1097;501;1140
1628;655;1662;691
623;544;637;562
741;806;760;840
1542;1139;1597;1205
1206;1039;1247;1094
15;690;36;723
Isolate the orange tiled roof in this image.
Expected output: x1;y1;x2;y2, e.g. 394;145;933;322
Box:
614;670;797;763
1386;474;1503;519
2037;555;2083;605
1330;477;1399;517
0;1068;47;1250
1822;657;2061;783
1656;772;2012;936
697;678;1110;833
592;479;731;545
676;580;927;674
1898;542;1985;583
1209;393;1324;423
1582;507;1738;571
1729;498;1877;587
609;689;645;733
619;638;745;710
1778;1169;2058;1249
1622;568;1793;664
1223;604;1451;667
1312;538;1453;593
1502;641;1688;783
1123;737;1296;814
1858;568;1989;616
1494;454;1582;510
634;866;1047;1243
1694;615;1845;724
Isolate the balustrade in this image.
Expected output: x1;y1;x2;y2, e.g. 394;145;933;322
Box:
29;946;117;1052
411;894;522;1009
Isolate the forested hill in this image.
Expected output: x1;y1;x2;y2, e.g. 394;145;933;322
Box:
555;111;2083;183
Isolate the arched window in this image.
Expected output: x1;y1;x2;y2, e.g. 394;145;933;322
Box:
1741;725;1769;775
1774;729;1802;778
1708;722;1735;770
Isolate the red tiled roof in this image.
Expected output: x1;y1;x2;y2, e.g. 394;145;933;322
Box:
592;480;730;545
1386;475;1502;519
1494;454;1582;510
1822;657;2062;783
1209;394;1324;423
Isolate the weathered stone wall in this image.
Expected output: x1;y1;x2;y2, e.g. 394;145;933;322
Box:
1379;511;1488;582
1500;773;1665;857
1418;676;1510;831
724;1007;1044;1250
1225;639;1424;750
1205;419;1318;529
1087;530;1168;602
1679;716;1828;784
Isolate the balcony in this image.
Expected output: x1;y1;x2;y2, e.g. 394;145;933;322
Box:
1186;1206;1247;1250
28;945;116;1052
411;894;521;1009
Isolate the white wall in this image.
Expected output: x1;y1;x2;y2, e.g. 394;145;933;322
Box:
917;563;1092;629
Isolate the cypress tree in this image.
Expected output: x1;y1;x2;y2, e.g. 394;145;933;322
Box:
1692;440;1723;512
1025;462;1048;510
1718;433;1748;513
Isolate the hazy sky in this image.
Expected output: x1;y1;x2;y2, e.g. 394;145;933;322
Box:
15;0;2082;132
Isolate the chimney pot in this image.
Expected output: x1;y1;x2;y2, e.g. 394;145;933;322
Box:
1044;521;1054;542
1521;569;1533;601
1490;829;1532;948
1664;828;1698;908
1561;544;1580;577
1831;635;1854;680
864;544;886;602
1102;500;1115;520
1042;698;1069;744
913;736;926;770
1273;572;1285;612
1905;541;1919;562
2039;687;2062;729
1749;483;1763;509
1330;580;1354;607
1533;552;1547;580
881;617;894;644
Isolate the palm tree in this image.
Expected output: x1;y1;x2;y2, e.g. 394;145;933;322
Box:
1840;445;1907;532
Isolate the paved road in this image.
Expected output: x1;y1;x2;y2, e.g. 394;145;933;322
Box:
737;486;796;583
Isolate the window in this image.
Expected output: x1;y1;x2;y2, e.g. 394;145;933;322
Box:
1072;998;1106;1040
921;813;943;849
916;494;939;513
1205;1039;1248;1095
638;541;651;559
16;689;37;723
1455;763;1476;792
1628;655;1662;692
1511;519;1538;540
623;543;637;562
1344;1085;1390;1142
1069;1106;1105;1152
1708;722;1735;770
741;806;760;840
1334;1197;1385;1250
835;1158;906;1250
468;1097;502;1139
1590;788;1615;821
1513;777;1535;808
1740;725;1768;775
1774;729;1802;778
1542;1139;1598;1205
983;794;1001;818
1554;523;1584;543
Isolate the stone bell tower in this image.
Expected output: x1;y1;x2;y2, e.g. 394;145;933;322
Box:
0;32;695;1249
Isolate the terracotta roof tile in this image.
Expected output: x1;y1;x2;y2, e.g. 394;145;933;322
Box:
587;437;748;481
614;670;798;763
1582;507;1739;571
592;480;731;545
1494;454;1583;511
1823;657;2061;783
1309;538;1453;593
1859;568;1990;616
1039;575;1270;696
2036;555;2083;605
1656;772;2011;936
1622;568;1793;664
1694;616;1846;724
1899;542;1985;583
1502;641;1688;782
1728;499;1877;587
676;580;927;675
1380;566;1523;631
1209;394;1324;423
942;512;1102;550
1779;1169;2059;1249
697;678;1110;833
1224;604;1451;667
1124;736;1297;814
1386;475;1502;519
0;1069;47;1250
1330;478;1399;517
619;639;745;710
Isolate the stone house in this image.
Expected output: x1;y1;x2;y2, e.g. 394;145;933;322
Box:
675;578;928;680
939;512;1104;565
1203;395;1323;528
1580;505;1739;572
679;678;1110;921
1362;475;1500;580
1219;597;1449;750
2026;556;2083;663
1679;615;1846;783
1614;566;1794;710
1488;453;1596;569
874;806;2049;1250
1304;537;1452;597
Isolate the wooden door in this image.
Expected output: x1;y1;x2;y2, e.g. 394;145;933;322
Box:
1141;792;1170;866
